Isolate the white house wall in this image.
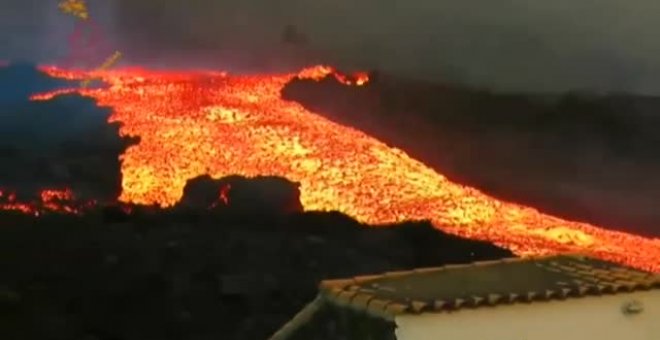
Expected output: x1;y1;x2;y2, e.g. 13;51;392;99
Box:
395;291;660;340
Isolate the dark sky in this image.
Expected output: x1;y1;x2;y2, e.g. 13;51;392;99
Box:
2;0;660;93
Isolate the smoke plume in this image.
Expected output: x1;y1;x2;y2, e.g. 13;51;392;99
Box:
4;0;660;93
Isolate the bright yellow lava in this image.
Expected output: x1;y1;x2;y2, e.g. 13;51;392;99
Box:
34;65;660;272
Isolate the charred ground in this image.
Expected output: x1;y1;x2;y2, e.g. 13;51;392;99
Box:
0;201;511;340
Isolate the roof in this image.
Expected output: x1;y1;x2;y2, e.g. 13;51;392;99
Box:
319;255;660;320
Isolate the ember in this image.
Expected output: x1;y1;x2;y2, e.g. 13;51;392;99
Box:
31;65;659;272
0;188;94;216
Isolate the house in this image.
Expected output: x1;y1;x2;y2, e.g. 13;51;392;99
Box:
270;255;660;340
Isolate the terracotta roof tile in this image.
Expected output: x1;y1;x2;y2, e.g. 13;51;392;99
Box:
318;255;660;319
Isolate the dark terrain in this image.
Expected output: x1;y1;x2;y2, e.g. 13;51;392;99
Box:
0;207;512;340
1;63;658;340
0;63;136;203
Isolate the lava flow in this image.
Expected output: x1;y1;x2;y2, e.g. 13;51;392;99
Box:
33;65;660;272
0;188;94;216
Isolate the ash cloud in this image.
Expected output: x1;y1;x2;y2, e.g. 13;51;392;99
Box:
5;0;660;93
0;1;74;64
0;0;656;93
8;0;657;93
0;0;118;68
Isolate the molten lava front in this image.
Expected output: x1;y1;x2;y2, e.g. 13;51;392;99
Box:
0;188;93;216
33;66;660;272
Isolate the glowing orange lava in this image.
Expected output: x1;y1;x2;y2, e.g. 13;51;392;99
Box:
0;188;92;215
33;65;660;272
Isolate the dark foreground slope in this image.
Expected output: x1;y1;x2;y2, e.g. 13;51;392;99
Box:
283;75;660;237
0;209;511;340
0;62;512;339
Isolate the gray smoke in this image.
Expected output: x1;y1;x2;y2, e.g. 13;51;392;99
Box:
0;1;116;65
3;0;660;93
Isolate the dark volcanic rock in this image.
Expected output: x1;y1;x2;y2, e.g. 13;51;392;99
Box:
178;175;303;215
0;210;512;340
177;175;228;210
